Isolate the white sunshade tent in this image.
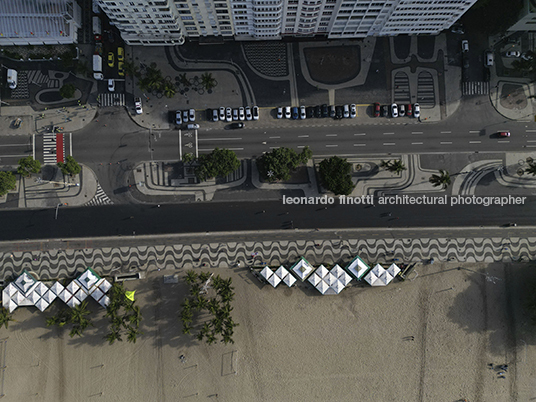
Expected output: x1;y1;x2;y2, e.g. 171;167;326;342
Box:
260;266;273;280
267;273;282;288
364;264;390;286
275;266;289;279
291;257;315;281
49;282;65;295
387;263;401;280
308;272;322;287
346;255;371;280
35;298;50;312
315;265;329;279
330;279;345;294
315;280;330;295
282;274;296;287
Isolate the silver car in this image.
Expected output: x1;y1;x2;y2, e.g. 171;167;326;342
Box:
391;103;398;118
245;106;252;121
219;107;226;121
226;107;232;122
189;109;195;122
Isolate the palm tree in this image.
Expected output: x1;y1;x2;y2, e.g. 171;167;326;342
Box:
380;160;392;169
128;305;142;328
0;308;14;329
163;81;176;98
185;271;198;284
105;330;122;345
200;72;217;91
525;162;536;176
388;160;407;175
122;60;140;78
127;327;142;343
429;170;451;189
179;73;190;88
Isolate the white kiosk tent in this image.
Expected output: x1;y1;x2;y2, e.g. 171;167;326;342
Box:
290;257;315;282
364;263;400;286
1;268;112;313
258;266;296;288
308;264;353;295
345;255;371;280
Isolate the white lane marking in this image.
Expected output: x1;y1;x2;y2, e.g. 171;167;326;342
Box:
526;129;536;132
383;132;395;135
411;131;423;134
497;140;510;143
469;130;480;133
526;145;536;147
0;154;31;158
411;142;424;145
353;143;366;147
383;143;396;146
440;131;452;134
354;133;366;136
297;135;309;138
440;142;452;145
326;145;338;147
198;137;242;141
527;140;536;142
469;141;481;144
326;134;338;137
199;148;244;151
0;143;31;147
269;136;281;139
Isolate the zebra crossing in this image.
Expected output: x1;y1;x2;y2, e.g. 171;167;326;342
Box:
462;81;490;96
26;70;60;88
10;71;29;99
98;93;125;107
85;183;114;206
42;133;60;165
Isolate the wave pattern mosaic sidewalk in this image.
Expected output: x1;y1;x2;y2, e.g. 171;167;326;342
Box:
0;236;531;281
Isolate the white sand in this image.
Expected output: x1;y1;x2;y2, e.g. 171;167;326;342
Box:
1;261;534;401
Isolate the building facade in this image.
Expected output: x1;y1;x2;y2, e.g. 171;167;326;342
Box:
96;0;477;46
0;0;82;46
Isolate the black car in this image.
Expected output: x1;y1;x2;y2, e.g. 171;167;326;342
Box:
314;105;322;118
229;122;244;129
335;106;343;119
206;108;213;121
321;104;329;118
306;106;314;118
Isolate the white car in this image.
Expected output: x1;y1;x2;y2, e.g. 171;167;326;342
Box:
212;109;219;122
391;103;398;118
226;107;232;122
399;104;405;117
175;111;182;125
182;110;189;123
239;107;245;121
343;104;350;118
284;106;291;119
134;97;143;114
461;40;469;53
350;104;356;118
245;106;252;121
277;107;283;119
108;79;115;92
189;109;195;122
505;50;521;58
300;106;306;119
219;107;226;121
233;108;239;121
413;103;420;119
253;106;259;120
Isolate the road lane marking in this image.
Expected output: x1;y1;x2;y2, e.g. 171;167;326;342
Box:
383;132;394;135
383;143;396;146
440;142;452;144
527;140;536;142
0;154;31;158
354;133;366;136
411;142;423;145
469;141;481;144
326;145;338;147
411;131;423;134
269;136;281;139
440;131;451;134
526;145;536;147
0;144;30;147
198;137;242;141
469;130;480;133
526;129;536;132
353;144;366;147
297;135;309;138
326;134;338;137
497;140;510;143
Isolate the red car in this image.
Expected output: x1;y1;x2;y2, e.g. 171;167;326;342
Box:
499;131;511;137
406;104;413;117
374;102;380;117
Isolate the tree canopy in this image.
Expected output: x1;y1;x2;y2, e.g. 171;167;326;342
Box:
195;148;240;181
429;170;451;189
57;155;81;177
257;146;312;182
318;156;355;195
17;156;41;177
0;171;16;196
59;84;76;99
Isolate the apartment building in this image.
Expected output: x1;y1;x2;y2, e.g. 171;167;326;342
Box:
0;0;82;46
95;0;477;45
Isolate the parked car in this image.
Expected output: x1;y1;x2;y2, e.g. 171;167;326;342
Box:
406;104;412;117
335;106;343;119
505;50;521;58
219;107;225;121
118;62;124;77
245;106;252;121
329;105;336;118
134;97;143;115
374;102;381;117
314;105;322;118
117;47;124;62
321;104;329;118
183;110;189;123
176;111;182;125
233;108;239;121
226;107;232;122
521;52;534;61
108;79;115;92
485;51;494;67
107;52;114;67
391;103;398;118
239;107;245;121
399;104;405;117
381;105;389;117
277;107;283;119
212;108;219;122
252;106;259;120
306;106;314;118
499;131;511;137
300;106;306;119
285;106;291;119
350;104;356;118
186;123;199;130
343;104;350;118
291;106;299;120
229;122;244;129
414;103;420;118
461;40;469;53
451;24;464;34
189;109;195;122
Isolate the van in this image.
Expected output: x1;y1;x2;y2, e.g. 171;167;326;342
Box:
485;51;494;67
6;69;17;89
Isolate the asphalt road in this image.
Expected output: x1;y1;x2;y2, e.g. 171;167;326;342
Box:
1;198;534;241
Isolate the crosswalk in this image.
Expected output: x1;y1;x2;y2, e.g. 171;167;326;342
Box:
85;183;114;206
98;93;125;107
42;133;61;165
462;81;490;96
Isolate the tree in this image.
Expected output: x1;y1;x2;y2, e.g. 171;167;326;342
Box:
200;72;217;91
122;60;140;79
69;300;92;338
381;159;406;175
195;148;240;182
57;155;81;177
183;153;195;164
17;156;41;177
163;81;176;98
0;171;16;196
319;156;355;195
429;169;451;189
104;282;142;345
0;308;14;329
525;162;536;176
257;146;312;182
59;84;76;99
